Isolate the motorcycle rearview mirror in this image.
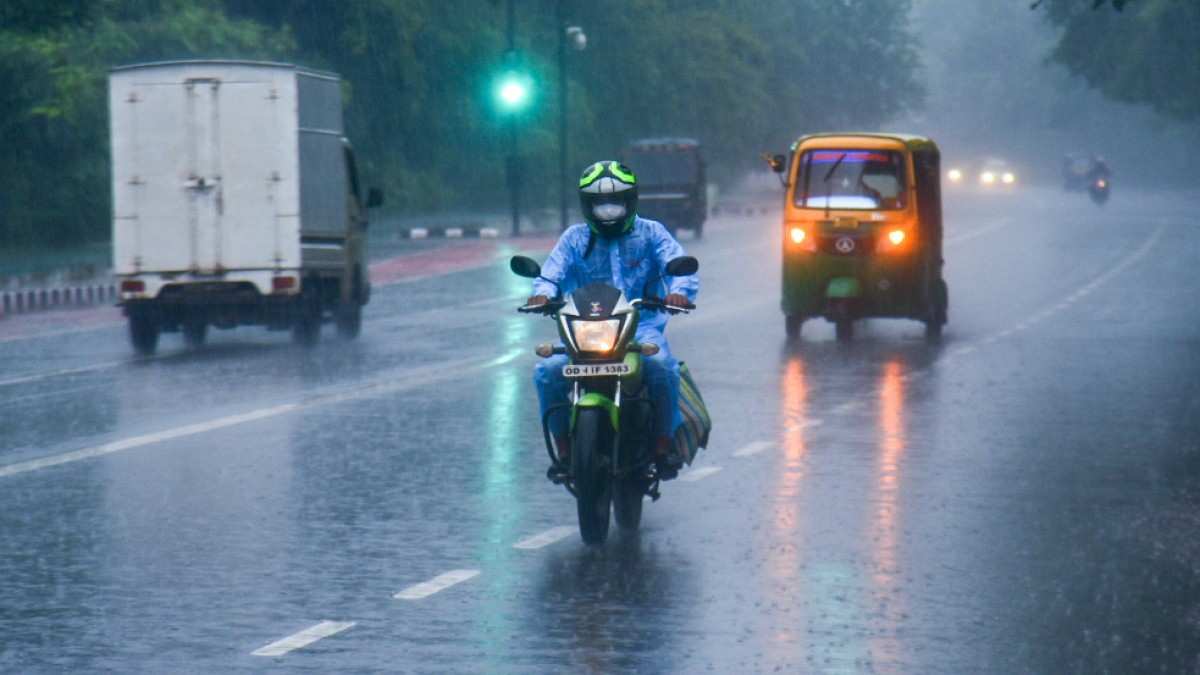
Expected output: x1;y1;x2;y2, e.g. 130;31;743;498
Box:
510;255;541;278
665;256;699;277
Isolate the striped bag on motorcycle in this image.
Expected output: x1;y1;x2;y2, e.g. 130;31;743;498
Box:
673;362;712;465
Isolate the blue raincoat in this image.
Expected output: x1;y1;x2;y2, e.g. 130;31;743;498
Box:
532;216;699;439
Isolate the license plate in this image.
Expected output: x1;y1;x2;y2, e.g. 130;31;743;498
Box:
563;363;631;378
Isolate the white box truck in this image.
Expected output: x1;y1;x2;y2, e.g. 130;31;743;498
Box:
110;60;380;354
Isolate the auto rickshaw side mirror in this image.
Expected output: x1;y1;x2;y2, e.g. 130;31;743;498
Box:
762;153;786;174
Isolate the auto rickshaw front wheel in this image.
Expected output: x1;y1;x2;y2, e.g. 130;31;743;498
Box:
785;314;803;340
835;319;854;342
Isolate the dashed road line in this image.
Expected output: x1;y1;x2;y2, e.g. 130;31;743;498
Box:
680;465;723;482
732;440;775;458
513;526;576;550
251;621;356;657
394;569;480;600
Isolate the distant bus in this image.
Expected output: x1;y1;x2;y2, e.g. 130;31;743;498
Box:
623;138;707;238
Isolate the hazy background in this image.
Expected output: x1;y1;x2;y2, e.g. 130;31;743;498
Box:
0;0;1195;249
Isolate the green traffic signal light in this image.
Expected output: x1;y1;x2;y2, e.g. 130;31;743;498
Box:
495;71;532;113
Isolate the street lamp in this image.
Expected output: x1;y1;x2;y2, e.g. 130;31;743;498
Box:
558;12;587;230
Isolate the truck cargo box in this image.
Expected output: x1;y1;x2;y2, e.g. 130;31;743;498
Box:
110;60;350;278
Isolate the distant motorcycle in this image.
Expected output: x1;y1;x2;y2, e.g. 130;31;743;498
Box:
511;254;700;545
1089;176;1111;205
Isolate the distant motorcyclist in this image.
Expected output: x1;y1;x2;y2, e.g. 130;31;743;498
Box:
1088;155;1112;182
528;161;699;480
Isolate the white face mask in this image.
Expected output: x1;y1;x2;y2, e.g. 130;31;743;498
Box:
592;203;627;222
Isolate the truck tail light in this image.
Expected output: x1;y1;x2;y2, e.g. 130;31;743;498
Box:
120;280;145;293
272;276;297;292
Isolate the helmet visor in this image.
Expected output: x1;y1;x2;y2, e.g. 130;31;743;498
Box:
591;202;627;222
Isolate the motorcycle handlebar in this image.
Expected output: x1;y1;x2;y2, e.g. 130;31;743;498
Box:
638;298;696;314
518;301;565;315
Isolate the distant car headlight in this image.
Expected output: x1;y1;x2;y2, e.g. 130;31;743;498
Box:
570;319;620;353
1002;172;1015;184
980;171;996;185
947;168;963;183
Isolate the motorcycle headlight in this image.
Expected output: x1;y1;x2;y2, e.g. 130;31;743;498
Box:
570;319;621;353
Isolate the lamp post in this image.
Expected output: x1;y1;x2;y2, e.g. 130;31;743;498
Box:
558;4;586;230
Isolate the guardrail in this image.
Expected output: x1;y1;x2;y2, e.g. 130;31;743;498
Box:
0;284;117;319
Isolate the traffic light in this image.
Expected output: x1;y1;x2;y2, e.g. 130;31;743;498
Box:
494;70;533;114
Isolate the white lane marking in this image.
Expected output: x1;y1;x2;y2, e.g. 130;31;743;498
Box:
0;403;299;479
394;569;480;600
680;465;722;482
251;621;356;657
971;224;1165;349
513;526;576;550
0;351;513;480
484;347;524;367
944;218;1010;247
831;401;860;414
733;441;774;458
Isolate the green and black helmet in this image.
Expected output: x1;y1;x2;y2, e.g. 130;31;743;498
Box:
578;160;638;238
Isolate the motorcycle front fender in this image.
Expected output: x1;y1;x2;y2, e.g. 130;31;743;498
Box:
573;392;619;432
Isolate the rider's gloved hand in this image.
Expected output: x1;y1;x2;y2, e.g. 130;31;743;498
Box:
664;293;692;308
526;295;549;307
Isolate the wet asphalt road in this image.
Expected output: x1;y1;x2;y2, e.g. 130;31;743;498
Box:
2;187;1199;673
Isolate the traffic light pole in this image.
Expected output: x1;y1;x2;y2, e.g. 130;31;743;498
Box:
507;0;520;237
557;0;568;231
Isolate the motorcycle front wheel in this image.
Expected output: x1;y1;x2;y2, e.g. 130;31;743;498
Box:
572;408;613;545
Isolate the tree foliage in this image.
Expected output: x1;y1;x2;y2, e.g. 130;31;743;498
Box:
1036;0;1200;121
0;0;921;247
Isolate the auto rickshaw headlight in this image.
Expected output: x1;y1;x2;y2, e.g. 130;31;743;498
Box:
947;168;963;182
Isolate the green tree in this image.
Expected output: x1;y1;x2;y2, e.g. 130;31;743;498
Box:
1037;0;1200;121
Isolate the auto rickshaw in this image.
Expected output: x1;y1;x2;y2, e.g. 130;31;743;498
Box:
765;133;948;341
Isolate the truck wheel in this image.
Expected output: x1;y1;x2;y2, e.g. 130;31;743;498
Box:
129;312;160;356
183;321;207;348
291;287;321;347
335;304;362;340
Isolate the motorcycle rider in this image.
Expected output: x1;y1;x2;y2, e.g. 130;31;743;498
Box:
527;160;699;480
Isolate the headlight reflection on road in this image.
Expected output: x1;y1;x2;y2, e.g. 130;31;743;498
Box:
869;359;907;664
768;357;809;649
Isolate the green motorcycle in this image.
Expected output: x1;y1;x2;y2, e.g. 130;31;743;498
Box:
511;255;699;545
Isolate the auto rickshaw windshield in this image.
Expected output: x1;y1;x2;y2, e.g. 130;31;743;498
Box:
795;149;907;210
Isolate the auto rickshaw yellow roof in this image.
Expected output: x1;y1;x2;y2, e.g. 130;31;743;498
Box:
789;133;939;154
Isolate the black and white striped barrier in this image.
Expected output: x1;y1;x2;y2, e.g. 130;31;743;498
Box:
0;283;117;318
710;205;772;216
399;226;501;240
